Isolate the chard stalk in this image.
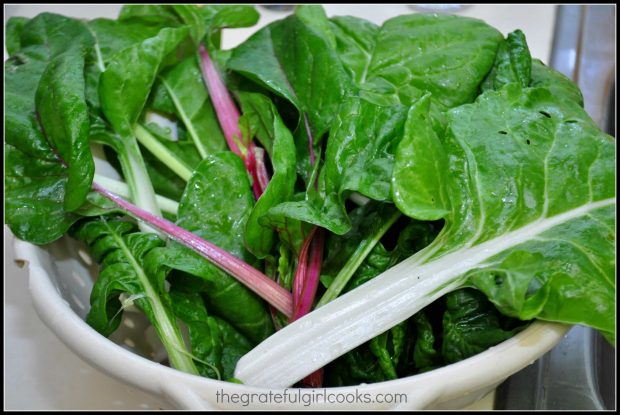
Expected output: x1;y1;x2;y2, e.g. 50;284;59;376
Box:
134;124;193;181
289;115;326;387
93;173;179;215
198;45;244;156
92;182;293;317
103;220;198;375
117;138;162;235
159;76;209;159
316;210;401;308
198;44;269;199
291;228;324;322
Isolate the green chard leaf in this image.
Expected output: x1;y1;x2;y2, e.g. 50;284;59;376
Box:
228;5;353;182
411;311;441;371
228;5;351;140
240;93;297;259
329;15;380;86
399;83;616;339
118;5;181;25
441;288;526;364
530;58;584;107
238;81;615;387
5;16;30;56
392;93;451;220
266;97;408;235
330;13;503;108
369;321;407;380
71;218;198;374
151;56;227;158
481;29;532;91
98;26;190;138
147;153;274;343
5;13;96;244
168;290;252;380
119;4;259;48
35;47;94;212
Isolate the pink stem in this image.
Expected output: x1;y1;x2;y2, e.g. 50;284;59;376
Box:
244;142;262;199
291;228;325;388
254;146;270;195
291;227;317;314
92;182;293;318
199;45;271;199
199;45;243;157
303;114;315;167
291;228;324;322
301;368;325;388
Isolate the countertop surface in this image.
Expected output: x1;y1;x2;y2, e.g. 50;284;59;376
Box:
4;4;556;410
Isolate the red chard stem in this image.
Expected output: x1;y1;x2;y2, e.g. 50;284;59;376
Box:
92;182;293;317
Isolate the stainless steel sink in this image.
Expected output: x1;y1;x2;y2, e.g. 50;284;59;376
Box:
495;5;616;410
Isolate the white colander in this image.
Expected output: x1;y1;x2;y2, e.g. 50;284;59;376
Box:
13;233;569;410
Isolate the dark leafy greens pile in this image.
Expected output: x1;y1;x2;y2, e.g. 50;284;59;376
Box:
5;5;615;388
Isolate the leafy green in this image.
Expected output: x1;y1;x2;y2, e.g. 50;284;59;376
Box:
265;97;409;235
318;202;401;303
234;82;615;387
530;58;584;107
324;344;387;386
72;218;198;374
4;6;615;389
153;57;227;158
369;321;407;380
168;289;252;379
5;16;30;56
148;153;274;342
329;15;380;85
392;93;451;220
240;93;297;259
481;29;532;91
86;18;163;62
441;288;525;364
98;26;189;138
35;47;94;212
228;5;353;181
397;83;615;339
411;311;440;371
5;14;95;243
228;6;351;141
119;4;259;48
329;13;503;108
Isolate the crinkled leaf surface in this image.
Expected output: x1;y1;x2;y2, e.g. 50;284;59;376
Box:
168;290;252;380
236;83;616;387
330;13;503;108
441;288;525;364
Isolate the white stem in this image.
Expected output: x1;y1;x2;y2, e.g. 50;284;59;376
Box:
349;192;370;206
93;173;179;215
121;139;162;234
234;198;615;388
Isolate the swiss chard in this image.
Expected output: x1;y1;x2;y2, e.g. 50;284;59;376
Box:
71;218;199;375
4;5;615;392
5;13;95;243
234;82;615;387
